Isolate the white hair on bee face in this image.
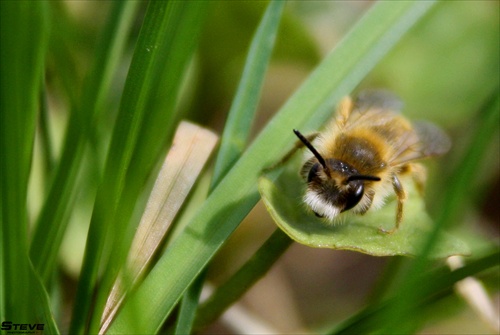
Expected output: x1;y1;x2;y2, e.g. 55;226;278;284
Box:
303;190;341;220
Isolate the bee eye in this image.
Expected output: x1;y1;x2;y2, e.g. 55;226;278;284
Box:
307;163;321;183
342;183;364;212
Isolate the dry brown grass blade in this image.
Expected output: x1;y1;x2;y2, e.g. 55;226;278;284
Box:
447;255;500;332
100;121;218;333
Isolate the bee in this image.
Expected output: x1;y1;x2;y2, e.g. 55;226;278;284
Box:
290;90;451;233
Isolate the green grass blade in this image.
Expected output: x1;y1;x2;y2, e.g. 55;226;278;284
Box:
38;87;54;184
45;3;84;106
194;229;293;330
91;3;208;333
0;1;48;322
30;1;139;285
380;90;500;334
70;2;208;333
108;1;437;333
30;263;60;334
175;277;205;335
176;2;285;333
329;249;500;334
211;0;285;188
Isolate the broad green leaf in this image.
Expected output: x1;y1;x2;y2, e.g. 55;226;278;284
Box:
259;154;470;258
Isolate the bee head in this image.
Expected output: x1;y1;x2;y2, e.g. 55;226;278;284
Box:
293;129;381;220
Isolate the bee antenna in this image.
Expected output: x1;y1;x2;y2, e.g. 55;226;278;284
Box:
347;175;381;183
293;129;327;169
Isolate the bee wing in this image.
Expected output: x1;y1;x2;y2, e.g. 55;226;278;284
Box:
356;89;404;112
335;90;451;166
340;90;404;130
388;121;451;166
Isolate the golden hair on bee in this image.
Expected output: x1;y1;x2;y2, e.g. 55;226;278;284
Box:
292;90;451;233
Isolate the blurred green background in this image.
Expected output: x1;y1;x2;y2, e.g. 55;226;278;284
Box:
27;1;498;333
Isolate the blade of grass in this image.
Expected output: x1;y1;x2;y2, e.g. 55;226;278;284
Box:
38;87;55;186
70;2;208;333
100;122;218;333
447;255;500;331
30;1;139;285
194;228;293;330
175;278;205;335
0;1;48;322
108;2;438;333
329;249;500;334
46;2;84;106
380;90;500;334
92;3;208;334
176;2;285;333
30;263;60;334
210;0;285;188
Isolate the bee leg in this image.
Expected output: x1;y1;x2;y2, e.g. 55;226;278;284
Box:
262;132;319;173
379;174;406;234
399;163;427;196
410;163;427;196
